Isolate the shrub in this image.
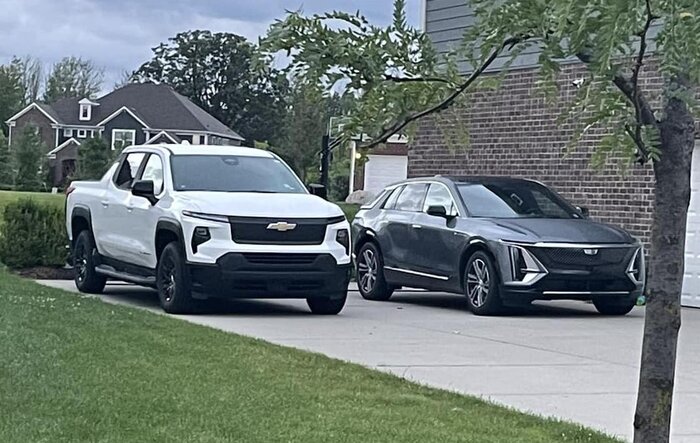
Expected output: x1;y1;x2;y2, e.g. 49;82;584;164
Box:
76;137;112;180
0;198;68;268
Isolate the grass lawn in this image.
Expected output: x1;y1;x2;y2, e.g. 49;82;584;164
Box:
0;272;620;443
0;190;65;213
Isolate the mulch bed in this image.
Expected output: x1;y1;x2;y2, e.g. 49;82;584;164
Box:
13;266;74;280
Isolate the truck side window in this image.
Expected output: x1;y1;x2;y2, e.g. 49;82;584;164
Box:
114;152;145;189
140;154;164;194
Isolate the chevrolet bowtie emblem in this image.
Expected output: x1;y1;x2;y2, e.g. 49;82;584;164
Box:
583;249;599;256
266;221;297;232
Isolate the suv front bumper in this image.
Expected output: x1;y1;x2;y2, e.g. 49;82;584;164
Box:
187;252;351;299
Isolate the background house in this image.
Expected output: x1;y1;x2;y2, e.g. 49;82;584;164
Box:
6;83;244;185
413;1;700;308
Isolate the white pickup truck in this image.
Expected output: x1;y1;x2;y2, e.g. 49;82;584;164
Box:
66;144;351;315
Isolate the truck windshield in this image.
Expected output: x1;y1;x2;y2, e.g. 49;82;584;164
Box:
170;155;306;193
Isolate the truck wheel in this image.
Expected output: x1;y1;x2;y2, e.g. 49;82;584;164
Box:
593;297;636;316
307;292;347;315
73;230;107;294
157;242;196;314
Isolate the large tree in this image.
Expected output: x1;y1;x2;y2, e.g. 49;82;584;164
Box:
14;56;43;104
43;56;103;102
132;30;287;145
76;137;112;181
12;125;45;192
260;1;700;441
0;61;25;136
0;131;12;188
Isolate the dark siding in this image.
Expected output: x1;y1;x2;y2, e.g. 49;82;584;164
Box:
424;0;660;73
102;111;146;149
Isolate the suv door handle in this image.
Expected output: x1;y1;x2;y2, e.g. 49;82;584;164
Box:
126;206;134;212
411;224;422;229
101;201;109;208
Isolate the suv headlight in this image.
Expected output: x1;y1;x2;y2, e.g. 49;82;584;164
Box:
505;244;548;285
627;247;645;284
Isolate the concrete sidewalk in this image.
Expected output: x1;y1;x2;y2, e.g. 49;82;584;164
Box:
38;280;700;442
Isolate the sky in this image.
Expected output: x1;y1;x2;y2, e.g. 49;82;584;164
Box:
0;0;421;92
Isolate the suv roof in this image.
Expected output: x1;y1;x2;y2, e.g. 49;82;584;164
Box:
123;144;273;158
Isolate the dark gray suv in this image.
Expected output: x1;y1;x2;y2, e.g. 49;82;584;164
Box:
351;176;644;316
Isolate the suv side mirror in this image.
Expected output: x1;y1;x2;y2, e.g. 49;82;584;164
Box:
132;180;158;205
577;206;590;217
427;205;449;218
308;183;327;200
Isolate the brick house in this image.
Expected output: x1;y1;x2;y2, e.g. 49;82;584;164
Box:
5;83;244;186
413;1;700;307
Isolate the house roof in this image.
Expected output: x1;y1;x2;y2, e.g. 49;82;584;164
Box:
10;83;244;141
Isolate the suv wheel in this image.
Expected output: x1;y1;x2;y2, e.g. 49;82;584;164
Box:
73;230;107;294
464;251;503;316
593;297;636;316
356;242;393;301
157;242;196;314
307;292;347;315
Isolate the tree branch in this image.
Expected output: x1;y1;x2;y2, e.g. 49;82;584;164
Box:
359;35;528;149
383;75;453;84
577;1;659;164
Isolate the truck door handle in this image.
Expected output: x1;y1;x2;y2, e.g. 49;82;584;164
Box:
411;224;422;229
101;201;109;208
126;206;134;212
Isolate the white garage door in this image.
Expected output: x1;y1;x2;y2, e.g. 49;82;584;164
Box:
683;141;700;308
363;154;408;194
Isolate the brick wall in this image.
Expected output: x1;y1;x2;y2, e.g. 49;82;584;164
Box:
12;107;56;152
409;62;663;246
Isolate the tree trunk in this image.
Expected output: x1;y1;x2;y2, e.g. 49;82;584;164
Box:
633;77;695;443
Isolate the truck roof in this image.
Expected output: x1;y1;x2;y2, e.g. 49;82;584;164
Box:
123;144;274;158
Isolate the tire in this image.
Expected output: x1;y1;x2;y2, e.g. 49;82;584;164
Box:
156;242;196;314
73;230;107;294
593;297;636;316
356;242;393;301
307;292;347;315
464;251;503;316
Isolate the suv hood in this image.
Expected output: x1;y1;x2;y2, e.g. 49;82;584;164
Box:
482;218;636;244
176;192;345;219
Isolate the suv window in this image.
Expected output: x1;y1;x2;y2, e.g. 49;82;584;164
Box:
382;186;404;209
141;154;164;194
114;152;146;189
394;183;428;212
423;184;458;217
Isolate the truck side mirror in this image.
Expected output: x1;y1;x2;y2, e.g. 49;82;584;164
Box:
132;180;158;205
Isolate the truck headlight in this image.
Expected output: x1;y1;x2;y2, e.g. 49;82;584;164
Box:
336;229;350;255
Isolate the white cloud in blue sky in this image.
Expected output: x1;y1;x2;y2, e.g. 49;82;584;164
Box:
0;0;421;91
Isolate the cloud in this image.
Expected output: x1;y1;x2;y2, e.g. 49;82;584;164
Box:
0;0;420;93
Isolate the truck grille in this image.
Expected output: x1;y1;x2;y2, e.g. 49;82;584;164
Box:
241;253;320;265
229;216;344;245
530;246;634;267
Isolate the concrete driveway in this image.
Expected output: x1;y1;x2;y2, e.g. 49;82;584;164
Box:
39;280;700;442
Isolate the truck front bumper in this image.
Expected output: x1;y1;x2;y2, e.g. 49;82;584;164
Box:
187;252;351;299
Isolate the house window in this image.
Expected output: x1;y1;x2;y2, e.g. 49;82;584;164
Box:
112;129;136;151
64;128;73;137
79;104;91;121
77;129;87;138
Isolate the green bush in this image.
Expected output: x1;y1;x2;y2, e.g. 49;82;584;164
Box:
0;198;68;268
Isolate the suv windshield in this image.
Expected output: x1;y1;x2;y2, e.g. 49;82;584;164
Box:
457;181;576;219
171;155;306;193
